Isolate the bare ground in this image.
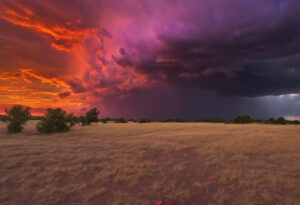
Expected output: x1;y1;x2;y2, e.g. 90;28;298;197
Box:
0;121;299;205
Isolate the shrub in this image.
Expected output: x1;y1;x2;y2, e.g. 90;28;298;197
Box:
265;117;291;125
0;115;9;122
275;117;287;125
162;118;176;122
79;115;87;126
202;118;226;123
66;113;77;127
73;116;80;124
37;108;76;133
5;105;31;134
99;118;109;123
232;115;252;124
86;108;99;125
139;118;152;123
7;120;23;133
78;108;99;126
291;120;300;125
265;118;275;124
161;118;186;122
115;118;127;123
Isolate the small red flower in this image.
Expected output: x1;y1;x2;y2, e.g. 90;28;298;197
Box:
207;176;214;180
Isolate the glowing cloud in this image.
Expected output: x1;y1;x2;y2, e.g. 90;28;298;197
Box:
1;0;300;118
0;2;92;52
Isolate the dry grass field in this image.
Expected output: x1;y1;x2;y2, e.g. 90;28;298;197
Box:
0;121;299;205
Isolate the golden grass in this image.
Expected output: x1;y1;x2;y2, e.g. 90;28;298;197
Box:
0;121;299;205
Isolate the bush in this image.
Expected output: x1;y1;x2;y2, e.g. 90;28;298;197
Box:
78;108;99;126
7;120;23;133
37;108;76;133
79;115;87;126
202;118;226;123
99;118;109;123
139;118;152;123
275;117;287;125
265;117;290;125
161;118;186;122
0;115;9;122
265;118;275;124
291;120;300;125
5;105;31;134
115;118;127;123
86;108;99;125
232;115;252;124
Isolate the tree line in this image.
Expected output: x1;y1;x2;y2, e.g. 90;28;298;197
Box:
0;105;100;134
229;114;300;125
1;105;299;134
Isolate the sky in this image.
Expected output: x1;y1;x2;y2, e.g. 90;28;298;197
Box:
1;0;300;119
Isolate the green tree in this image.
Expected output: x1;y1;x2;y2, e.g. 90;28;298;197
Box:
232;115;252;124
4;105;31;134
139;118;152;123
37;108;76;133
275;117;287;125
115;118;127;123
85;108;99;125
99;117;110;123
79;115;87;126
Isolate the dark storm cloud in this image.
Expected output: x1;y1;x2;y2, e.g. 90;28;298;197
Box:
2;0;300;118
112;48;132;67
3;0;300;98
115;0;300;97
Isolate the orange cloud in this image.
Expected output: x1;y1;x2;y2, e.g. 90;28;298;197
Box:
0;2;93;52
0;1;156;115
0;69;84;115
19;69;70;88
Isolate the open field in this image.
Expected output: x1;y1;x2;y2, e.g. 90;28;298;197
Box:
0;121;299;205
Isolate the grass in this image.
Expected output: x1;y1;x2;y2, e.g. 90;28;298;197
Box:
0;121;299;205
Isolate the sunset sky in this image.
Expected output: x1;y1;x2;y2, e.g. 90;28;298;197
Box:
1;0;300;119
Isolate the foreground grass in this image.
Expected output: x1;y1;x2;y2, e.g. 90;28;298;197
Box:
0;121;299;205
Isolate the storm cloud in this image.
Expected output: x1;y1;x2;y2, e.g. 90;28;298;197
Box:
1;0;300;118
